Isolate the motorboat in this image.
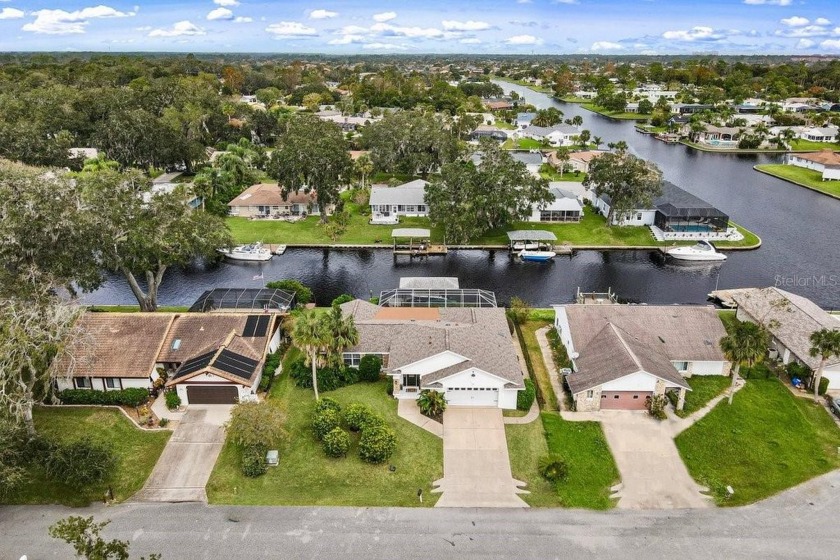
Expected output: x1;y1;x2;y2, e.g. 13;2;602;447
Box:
274;245;287;255
217;242;273;262
519;249;556;262
665;240;727;262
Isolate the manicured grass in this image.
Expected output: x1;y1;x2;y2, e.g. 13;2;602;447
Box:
788;139;840;152
519;319;558;411
678;376;732;418
717;309;739;335
494;120;516;130
675;379;840;506
755;164;840;199
5;407;170;507
580;103;650;121
502;137;549;150
506;412;619;508
528;308;555;322
539;164;586;182
560;96;591;103
206;367;443;507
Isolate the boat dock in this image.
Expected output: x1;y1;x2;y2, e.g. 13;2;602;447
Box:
576;287;618;305
391;228;447;258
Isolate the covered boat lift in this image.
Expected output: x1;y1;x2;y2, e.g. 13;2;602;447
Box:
392;228;447;258
506;230;557;252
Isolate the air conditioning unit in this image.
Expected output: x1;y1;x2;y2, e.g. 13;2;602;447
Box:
768;348;779;361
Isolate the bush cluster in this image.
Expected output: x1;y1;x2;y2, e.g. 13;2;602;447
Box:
819;377;829;396
58;388;149;408
322;427;351;457
260;350;284;392
313;408;341;440
417;390;446;419
331;294;354;306
517;378;536;411
241;447;267;478
343;403;377;432
646;394;668;420
358;424;397;464
358;355;382;382
164;391;181;411
742;362;773;380
265;279;312;305
289;357;359;392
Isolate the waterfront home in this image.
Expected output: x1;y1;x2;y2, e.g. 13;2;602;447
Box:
484;99;514;111
515;112;537;129
800;127;838;143
572;90;597;99
594;181;730;234
516;123;579;147
228;183;329;218
369;179;430;224
548;150;607;174
785;150;840;181
471;124;509;141
671;103;714;115
553;304;730;411
528;186;583;223
548;180;591;203
53;312;282;404
696;125;742;148
726;287;840;388
147;172;203;209
340;296;524;409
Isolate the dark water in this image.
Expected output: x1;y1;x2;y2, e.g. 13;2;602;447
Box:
83;82;840;309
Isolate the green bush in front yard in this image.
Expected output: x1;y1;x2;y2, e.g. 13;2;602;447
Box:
164;391;181;411
417;390;446;419
44;438;116;488
289;357;360;392
322;428;351;458
313;408;341;440
517;378;536;411
538;454;569;483
646;395;668;420
819;377;829;396
343;403;375;432
358;424;397;464
58;388;149;408
315;397;342;415
358;355;382;382
241;447;268;478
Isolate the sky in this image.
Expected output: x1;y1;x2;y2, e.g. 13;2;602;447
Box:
0;0;838;54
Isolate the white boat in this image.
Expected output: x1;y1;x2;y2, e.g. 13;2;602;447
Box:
512;241;540;251
519;249;556;262
274;245;287;255
665;240;727;262
217;242;273;262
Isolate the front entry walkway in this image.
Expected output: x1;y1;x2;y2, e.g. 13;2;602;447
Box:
134;406;232;503
433;407;529;508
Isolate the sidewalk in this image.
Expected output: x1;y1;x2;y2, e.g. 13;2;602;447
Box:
503;401;539;425
397;399;443;438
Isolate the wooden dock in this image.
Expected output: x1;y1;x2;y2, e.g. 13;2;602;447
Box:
393;243;448;257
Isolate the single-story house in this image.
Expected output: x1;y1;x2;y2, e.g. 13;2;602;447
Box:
728;287;840;388
799;127;838;143
529;187;583;222
471;125;509;141
369;179;430;224
553;304;730;411
594;181;729;233
548;180;592;203
146;172;203;209
339;298;524;409
549;150;607;174
484;99;514;111
510;151;544;176
696;125;742;147
54;312;282;405
671;103;714;115
516;124;579;147
228;183;330;218
785;150;840;181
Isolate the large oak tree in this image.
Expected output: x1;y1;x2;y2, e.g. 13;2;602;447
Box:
583;151;663;226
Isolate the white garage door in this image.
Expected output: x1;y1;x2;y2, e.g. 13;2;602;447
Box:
444;387;499;407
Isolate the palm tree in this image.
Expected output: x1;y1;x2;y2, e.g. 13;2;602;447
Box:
719;322;769;405
571;115;583;127
577;129;591;149
808;329;840;401
354;154;374;190
290;310;329;401
322;304;360;368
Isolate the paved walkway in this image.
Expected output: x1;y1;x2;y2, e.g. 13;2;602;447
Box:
150;393;186;424
502;400;540;424
664;377;746;436
397;399;443;438
434;407;529;508
535;326;567;411
134;406;231;503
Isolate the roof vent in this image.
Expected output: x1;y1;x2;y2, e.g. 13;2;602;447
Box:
172;339;181;351
658;336;666;343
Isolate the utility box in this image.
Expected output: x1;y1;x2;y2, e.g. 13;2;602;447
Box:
266;450;279;467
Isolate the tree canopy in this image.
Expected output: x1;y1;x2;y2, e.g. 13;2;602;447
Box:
583;152;663;225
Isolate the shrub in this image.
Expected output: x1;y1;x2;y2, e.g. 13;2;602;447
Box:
290;358;360;392
343;403;375;432
241;446;268;478
517;378;536;411
417;390;447;419
358;355;383;382
58;388;150;407
315;397;342;415
819;376;830;396
743;362;772;380
227;402;287;450
786;361;811;380
260;350;283;392
538;454;569;483
331;294;354;306
158;418;169;428
646;394;668;420
322;427;351;458
506;296;530;326
313;408;341;440
44;438;116;488
164;391;181;411
265;279;313;305
358;424;397;464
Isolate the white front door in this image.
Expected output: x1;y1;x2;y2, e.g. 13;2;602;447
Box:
444;387;499;407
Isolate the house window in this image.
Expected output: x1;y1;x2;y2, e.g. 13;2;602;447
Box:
601;394;606;399
171;339;181;351
635;213;643;220
633;395;639;399
105;378;119;390
74;377;91;389
614;395;619;399
674;361;689;372
586;390;594;398
417;205;426;212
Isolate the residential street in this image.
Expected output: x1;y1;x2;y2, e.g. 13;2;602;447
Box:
3;469;839;560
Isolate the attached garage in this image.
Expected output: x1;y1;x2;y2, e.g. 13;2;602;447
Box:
600;391;650;410
185;385;239;405
444;387;499;407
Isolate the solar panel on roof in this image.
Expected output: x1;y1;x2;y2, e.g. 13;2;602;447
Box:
243;316;259;337
253;315;270;337
213;349;258;381
173;349;217;379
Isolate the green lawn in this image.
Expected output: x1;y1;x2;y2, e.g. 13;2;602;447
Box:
788;139;840;152
502;137;549;150
675;379;840;506
506;412;619;508
717;309;739;334
755;164;840;199
539;164;586;182
560;96;592;103
678;376;732;418
580;103;650;121
5;407;170;507
206;362;443;507
519;319;558;411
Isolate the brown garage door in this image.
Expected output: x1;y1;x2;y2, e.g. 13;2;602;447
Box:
186;385;238;405
601;391;650;410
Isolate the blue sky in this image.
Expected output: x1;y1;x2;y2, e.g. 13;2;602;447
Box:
0;0;838;54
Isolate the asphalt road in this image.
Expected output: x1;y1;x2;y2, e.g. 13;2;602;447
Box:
3;470;840;560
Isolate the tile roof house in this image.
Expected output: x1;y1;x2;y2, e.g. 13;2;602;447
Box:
553;304;730;411
54;312;281;405
369;180;430;224
228;183;331;218
728;287;840;387
340;300;525;409
785;150;840;181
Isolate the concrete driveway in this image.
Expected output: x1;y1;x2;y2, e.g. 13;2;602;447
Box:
596;411;712;509
433;407;528;508
134;406;232;503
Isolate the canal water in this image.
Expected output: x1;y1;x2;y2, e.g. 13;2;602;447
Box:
83;81;840;309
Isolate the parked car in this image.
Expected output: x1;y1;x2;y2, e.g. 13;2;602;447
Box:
827;396;840;419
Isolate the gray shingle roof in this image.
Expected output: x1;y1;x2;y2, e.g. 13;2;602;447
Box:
369;180;429;206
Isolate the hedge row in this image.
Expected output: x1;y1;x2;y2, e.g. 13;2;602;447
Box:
58;388;150;407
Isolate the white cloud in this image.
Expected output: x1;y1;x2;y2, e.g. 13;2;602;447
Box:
0;7;23;19
207;7;233;21
372;12;396;23
309;9;338;19
662;26;730;42
370;22;443;38
22;5;135;34
441;20;491;31
821;39;840;49
780;16;809;27
815;18;832;26
460;37;482;44
148;20;205;37
214;0;239;6
591;40;624;51
796;39;815;48
339;25;369;35
328;34;365;45
505;34;542;45
363;42;407;50
774;24;839;38
234;16;252;23
265;21;318;37
744;0;791;5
